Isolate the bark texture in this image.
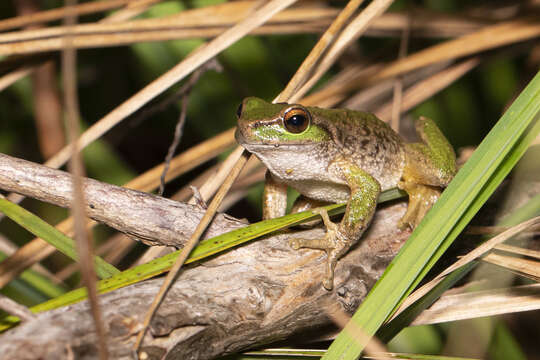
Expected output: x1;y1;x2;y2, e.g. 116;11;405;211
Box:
0;152;409;359
0;153;245;247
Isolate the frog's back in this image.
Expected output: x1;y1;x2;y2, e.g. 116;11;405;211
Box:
311;107;405;190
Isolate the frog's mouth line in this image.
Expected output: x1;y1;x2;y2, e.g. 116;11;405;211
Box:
235;128;315;149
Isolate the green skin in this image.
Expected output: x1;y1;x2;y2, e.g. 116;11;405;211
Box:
235;97;456;290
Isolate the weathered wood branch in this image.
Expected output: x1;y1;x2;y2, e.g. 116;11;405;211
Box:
0;204;408;359
0;152;246;247
0;152;410;359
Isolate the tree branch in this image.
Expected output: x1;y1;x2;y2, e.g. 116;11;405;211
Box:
0;202;408;359
0;152;411;359
0;153;245;247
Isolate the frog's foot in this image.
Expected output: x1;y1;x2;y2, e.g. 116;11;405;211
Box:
398;181;441;229
289;208;350;290
290;197;330;228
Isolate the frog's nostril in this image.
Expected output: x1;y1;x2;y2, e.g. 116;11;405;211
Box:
236;102;243;119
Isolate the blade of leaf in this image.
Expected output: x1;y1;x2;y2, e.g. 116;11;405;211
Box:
378;262;476;342
380;191;540;341
322;70;540;359
0;189;404;331
399;112;540;315
0;251;66;299
0;197;119;279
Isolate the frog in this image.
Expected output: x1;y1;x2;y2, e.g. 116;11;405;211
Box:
235;97;456;290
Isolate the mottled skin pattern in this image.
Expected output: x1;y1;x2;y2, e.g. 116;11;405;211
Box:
235;97;456;290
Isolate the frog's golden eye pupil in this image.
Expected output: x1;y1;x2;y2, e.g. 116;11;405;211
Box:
283;108;310;134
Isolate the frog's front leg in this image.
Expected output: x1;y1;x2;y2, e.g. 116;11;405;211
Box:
262;171;288;220
290;157;381;290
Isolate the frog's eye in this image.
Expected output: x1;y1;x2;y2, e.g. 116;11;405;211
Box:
236;102;243;118
283;107;310;134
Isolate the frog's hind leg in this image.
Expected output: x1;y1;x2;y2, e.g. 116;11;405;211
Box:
399;116;457;229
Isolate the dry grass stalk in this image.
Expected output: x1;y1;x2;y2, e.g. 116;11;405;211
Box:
0;3;494;52
375;57;481;121
133;0;300;353
276;0;364;102
482;252;540;281
0;2;334;45
0;66;34;92
389;216;540;321
61;0;108;357
412;284;540;325
389;20;410;131
494;243;540;259
303;18;540;106
0;128;235;286
14;0;64;159
292;0;395;102
133;149;250;353
0;0;155;31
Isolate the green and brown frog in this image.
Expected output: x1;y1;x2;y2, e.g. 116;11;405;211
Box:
235;97;456;290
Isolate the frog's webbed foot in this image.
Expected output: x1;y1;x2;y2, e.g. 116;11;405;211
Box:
289;208;350;290
398;181;441;229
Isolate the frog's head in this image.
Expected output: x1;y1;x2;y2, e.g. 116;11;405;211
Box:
235;97;337;181
235;97;331;148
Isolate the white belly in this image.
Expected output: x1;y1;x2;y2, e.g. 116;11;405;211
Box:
284;179;350;203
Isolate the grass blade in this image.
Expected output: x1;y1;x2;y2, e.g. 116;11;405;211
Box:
0;197;119;279
322;70;540;359
0;189;404;331
0;251;66;299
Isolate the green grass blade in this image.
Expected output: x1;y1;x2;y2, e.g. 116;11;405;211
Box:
399;115;540;311
377;262;476;342
499;192;540;226
0;197;119;279
379;187;540;342
322;70;540;360
0;189;404;331
488;323;527;360
0;251;67;299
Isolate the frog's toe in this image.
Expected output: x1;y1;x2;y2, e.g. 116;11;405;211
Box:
289;236;331;251
399;182;441;229
312;208;339;232
322;277;334;291
289;208;341;251
289;225;349;290
289;238;302;250
398;202;418;230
